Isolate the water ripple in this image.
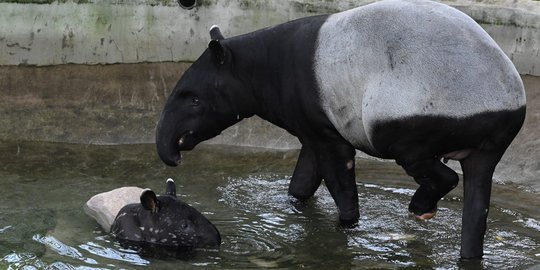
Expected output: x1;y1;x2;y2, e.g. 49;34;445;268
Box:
0;225;12;233
218;175;297;214
220;229;296;268
1;252;45;269
79;241;149;266
32;234;98;265
217;175;311;268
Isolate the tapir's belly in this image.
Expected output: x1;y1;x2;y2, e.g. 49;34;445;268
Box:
313;0;525;156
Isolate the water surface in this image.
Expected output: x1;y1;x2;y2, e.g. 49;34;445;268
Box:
0;141;539;269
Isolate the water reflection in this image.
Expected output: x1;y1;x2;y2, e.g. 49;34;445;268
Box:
0;141;539;269
79;239;150;266
3;252;44;269
33;234;98;265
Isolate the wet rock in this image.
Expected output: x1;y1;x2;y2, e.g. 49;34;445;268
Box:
84;187;143;232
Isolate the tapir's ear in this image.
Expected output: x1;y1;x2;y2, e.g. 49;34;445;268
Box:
209;25;224;40
209;39;226;65
140;189;159;213
165;178;176;197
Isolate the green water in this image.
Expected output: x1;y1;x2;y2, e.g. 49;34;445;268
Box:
0;141;539;269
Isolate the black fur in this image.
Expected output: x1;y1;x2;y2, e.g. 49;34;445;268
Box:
111;181;221;255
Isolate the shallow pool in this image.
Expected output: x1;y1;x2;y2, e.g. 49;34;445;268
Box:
0;141;539;269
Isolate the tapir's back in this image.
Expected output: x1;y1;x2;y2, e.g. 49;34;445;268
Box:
314;0;525;155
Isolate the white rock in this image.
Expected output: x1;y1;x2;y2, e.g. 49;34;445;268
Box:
84;187;143;232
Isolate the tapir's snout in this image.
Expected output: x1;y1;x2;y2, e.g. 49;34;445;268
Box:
156;140;181;167
197;221;221;247
155;114;182;167
156;130;198;166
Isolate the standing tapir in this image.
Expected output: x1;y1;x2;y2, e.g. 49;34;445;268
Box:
111;179;221;252
155;0;526;260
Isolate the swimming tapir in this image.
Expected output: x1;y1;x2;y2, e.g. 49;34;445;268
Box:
155;0;526;260
111;179;221;252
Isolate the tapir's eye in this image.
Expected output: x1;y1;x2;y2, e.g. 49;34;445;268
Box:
181;222;188;229
191;97;200;107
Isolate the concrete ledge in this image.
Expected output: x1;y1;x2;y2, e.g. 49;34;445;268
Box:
0;0;539;75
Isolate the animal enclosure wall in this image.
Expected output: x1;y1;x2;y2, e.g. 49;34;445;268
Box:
0;0;539;192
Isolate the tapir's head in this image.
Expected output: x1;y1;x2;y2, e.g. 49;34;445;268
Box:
111;179;221;248
156;26;256;166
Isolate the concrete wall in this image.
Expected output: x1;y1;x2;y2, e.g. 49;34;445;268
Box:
1;0;539;193
1;65;538;193
0;63;187;144
1;0;539;75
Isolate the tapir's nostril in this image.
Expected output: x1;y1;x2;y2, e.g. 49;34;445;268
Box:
177;0;196;9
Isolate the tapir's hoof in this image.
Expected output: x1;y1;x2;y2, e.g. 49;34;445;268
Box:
409;210;437;220
339;218;359;228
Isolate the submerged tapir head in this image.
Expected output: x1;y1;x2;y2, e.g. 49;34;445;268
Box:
111;179;221;249
156;26;256;166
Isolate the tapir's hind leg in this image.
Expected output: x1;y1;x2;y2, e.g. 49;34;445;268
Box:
458;108;525;259
459;149;504;260
399;158;459;219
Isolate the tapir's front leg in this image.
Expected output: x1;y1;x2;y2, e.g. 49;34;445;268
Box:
289;145;323;201
315;142;359;225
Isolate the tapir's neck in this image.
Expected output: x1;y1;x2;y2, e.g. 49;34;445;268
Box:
225;15;329;133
